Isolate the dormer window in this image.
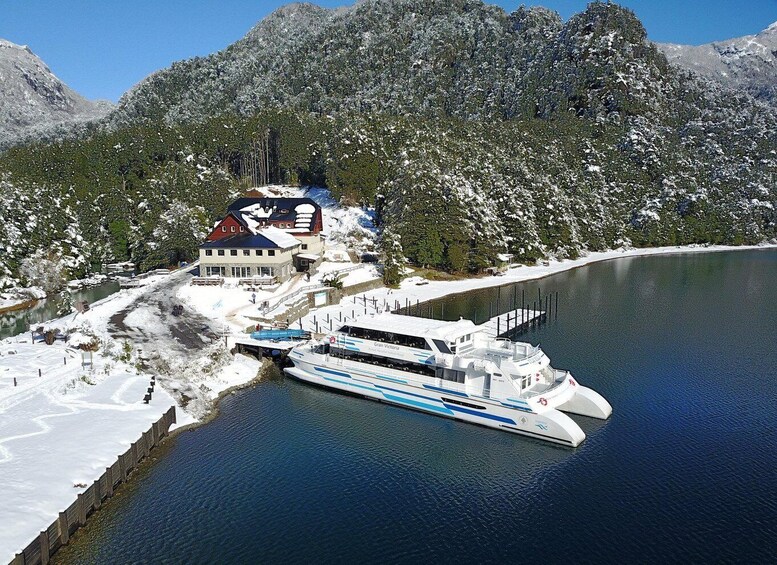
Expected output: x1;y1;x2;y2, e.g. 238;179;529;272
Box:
221;226;226;232
230;226;236;233
239;226;244;232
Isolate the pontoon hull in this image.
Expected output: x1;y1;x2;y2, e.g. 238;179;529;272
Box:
284;360;587;447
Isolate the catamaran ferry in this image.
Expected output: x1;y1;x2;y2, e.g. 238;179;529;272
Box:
284;313;612;447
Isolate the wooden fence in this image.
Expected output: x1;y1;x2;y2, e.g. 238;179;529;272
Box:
10;406;177;565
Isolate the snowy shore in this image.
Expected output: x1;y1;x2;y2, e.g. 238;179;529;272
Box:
0;268;261;562
293;244;777;332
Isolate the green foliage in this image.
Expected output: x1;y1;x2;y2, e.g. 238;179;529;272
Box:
380;227;405;286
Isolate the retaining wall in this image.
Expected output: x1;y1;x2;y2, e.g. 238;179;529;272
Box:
9;406;177;565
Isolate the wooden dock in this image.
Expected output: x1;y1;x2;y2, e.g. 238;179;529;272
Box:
479;309;546;339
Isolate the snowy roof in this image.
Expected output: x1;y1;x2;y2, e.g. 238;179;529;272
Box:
200;230;299;250
341;313;478;341
296;253;320;261
259;226;301;249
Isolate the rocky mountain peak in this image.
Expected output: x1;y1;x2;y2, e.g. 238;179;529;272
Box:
657;20;777;104
0;38;112;147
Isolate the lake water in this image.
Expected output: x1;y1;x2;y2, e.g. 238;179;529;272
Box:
0;282;120;340
56;250;777;563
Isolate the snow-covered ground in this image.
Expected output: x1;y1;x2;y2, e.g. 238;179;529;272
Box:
0;337;178;561
0;267;263;562
0;287;45;312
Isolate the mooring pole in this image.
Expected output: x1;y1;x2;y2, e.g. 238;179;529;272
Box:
521;289;525;314
555;291;559;320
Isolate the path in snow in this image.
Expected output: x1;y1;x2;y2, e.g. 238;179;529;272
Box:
109;269;219;354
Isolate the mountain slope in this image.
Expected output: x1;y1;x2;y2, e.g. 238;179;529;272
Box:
0;1;774;288
658;22;777;103
0;39;112;147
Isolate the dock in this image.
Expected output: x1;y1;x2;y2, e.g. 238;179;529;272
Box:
233;335;301;360
479;309;546;339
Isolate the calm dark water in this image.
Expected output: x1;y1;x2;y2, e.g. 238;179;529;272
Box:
0;281;120;340
58;250;777;564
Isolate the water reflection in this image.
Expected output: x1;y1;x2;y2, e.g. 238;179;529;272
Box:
0;282;119;339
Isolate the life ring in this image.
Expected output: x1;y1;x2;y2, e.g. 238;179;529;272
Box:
329;336;336;344
539;397;548;406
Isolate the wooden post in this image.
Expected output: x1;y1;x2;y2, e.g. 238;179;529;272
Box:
93;479;101;510
521;289;525;314
497;316;500;336
555;291;559;320
119;454;127;482
105;467;114;497
170;405;177;425
547;291;552;318
77;494;86;526
39;530;50;565
58;511;69;545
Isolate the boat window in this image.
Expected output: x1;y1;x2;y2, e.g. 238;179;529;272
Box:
432;339;451;353
330;347;436;378
313;343;330;355
435;367;465;384
338;325;431;350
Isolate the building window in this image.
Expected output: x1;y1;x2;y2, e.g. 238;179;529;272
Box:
230;226;236;233
239;226;244;232
301;244;308;250
221;226;226;232
259;266;274;277
206;266;225;276
255;249;263;256
230;249;238;256
217;250;225;256
268;250;275;256
243;249;250;256
205;250;213;256
232;266;251;278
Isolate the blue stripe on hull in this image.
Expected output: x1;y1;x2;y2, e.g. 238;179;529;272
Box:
381;393;455;416
443;403;517;425
323;376;375;392
423;384;468;397
303;363;521;427
314;367;351;378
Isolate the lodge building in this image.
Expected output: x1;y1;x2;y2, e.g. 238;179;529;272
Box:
199;196;325;283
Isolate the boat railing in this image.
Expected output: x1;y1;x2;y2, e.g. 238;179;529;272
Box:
514;346;544;365
522;370;569;397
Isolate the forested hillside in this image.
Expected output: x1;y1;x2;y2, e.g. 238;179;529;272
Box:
0;0;775;289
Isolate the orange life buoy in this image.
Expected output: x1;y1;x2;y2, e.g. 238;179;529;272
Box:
539;397;548;406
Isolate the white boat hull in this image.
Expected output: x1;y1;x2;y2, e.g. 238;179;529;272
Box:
284;355;588;447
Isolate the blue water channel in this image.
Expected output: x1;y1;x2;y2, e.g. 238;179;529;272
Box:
56;250;777;563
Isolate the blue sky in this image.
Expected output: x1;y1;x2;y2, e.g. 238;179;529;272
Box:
1;0;775;102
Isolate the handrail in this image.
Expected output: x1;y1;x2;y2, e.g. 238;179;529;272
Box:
263;283;327;314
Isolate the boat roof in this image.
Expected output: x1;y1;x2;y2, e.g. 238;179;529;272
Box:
345;313;478;341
